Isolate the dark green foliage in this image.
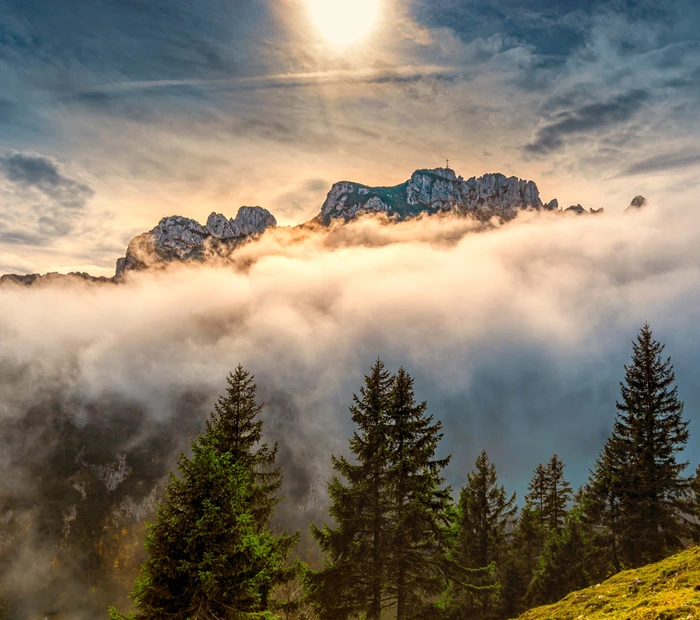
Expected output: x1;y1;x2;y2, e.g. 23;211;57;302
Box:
544;455;572;534
386;367;453;620
308;362;460;620
110;366;297;619
308;359;393;620
525;456;572;534
525;464;548;524
588;324;691;568
527;508;601;606
447;450;516;619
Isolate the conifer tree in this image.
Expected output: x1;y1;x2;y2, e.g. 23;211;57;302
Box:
585;440;624;572
525;464;548;526
525;457;571;534
110;366;297;620
527;508;599;606
203;365;282;527
499;505;544;618
308;359;393;620
450;450;517;619
386;367;453;620
544;455;572;534
594;324;690;566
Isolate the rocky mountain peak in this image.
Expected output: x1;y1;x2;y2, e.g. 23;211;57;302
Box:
115;206;276;279
317;168;554;225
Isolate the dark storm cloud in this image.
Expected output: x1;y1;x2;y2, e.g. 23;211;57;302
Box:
523;89;650;155
0;152;94;241
621;151;700;176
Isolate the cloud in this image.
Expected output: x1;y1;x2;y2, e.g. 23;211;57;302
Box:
620;150;700;176
523;89;651;155
2;204;700;614
0;152;94;242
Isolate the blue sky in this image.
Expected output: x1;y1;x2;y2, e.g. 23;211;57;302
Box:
1;0;699;274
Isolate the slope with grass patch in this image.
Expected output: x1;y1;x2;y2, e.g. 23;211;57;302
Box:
517;546;700;619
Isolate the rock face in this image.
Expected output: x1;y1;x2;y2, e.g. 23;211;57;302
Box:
625;195;647;212
115;206;277;279
564;204;605;215
316;168;557;224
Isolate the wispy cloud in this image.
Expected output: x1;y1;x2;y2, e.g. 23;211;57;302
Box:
620;150;700;176
523;90;651;155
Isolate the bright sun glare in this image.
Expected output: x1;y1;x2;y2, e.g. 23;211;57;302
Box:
305;0;382;47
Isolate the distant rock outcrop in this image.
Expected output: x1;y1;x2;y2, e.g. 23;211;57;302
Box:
0;272;115;286
625;195;647;212
316;168;557;224
115;206;277;279
565;204;605;215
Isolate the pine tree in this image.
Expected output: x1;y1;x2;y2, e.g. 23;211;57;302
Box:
499;505;545;618
599;324;690;566
525;464;548;526
307;359;393;620
203;365;282;527
386;367;453;620
450;450;517;618
544;455;572;534
585;440;624;573
527;508;600;606
525;457;571;534
110;366;297;620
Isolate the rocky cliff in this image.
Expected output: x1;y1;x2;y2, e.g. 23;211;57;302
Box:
115;206;277;279
316;168;559;224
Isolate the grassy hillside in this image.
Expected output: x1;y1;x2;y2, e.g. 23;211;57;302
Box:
517;546;700;620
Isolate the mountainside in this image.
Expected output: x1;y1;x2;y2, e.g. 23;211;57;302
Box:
316;167;559;225
517;546;700;620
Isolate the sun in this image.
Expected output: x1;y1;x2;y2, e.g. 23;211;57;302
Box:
305;0;382;48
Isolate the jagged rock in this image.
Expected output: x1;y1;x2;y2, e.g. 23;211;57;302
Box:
230;206;277;236
150;215;210;257
0;272;114;286
566;204;587;214
114;206;277;278
625;195;647;212
545;198;559;210
206;212;235;238
317;168;553;224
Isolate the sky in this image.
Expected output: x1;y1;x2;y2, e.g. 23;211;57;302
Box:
0;0;699;276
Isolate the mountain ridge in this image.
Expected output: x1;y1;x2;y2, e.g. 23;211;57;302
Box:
0;167;645;284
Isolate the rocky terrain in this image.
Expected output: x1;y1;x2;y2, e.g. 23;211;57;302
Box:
0;167;646;284
315;168;559;224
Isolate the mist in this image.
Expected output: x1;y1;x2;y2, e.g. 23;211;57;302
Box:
2;204;700;616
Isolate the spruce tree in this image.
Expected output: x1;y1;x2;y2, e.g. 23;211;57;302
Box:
110;366;297;620
386;367;453;620
450;450;517;619
585;440;624;572
525;457;571;534
599;324;690;566
527;508;599;606
308;359;393;620
525;464;548;526
499;505;544;618
544;455;572;534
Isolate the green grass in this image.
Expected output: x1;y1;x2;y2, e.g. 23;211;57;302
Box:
516;547;700;620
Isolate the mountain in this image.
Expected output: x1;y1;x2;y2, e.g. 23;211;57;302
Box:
517;546;700;619
316;167;559;225
0;167;646;284
115;206;276;279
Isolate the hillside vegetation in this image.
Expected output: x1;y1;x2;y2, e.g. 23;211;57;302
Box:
517;546;700;620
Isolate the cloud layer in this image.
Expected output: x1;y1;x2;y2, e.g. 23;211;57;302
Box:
2;203;700;614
